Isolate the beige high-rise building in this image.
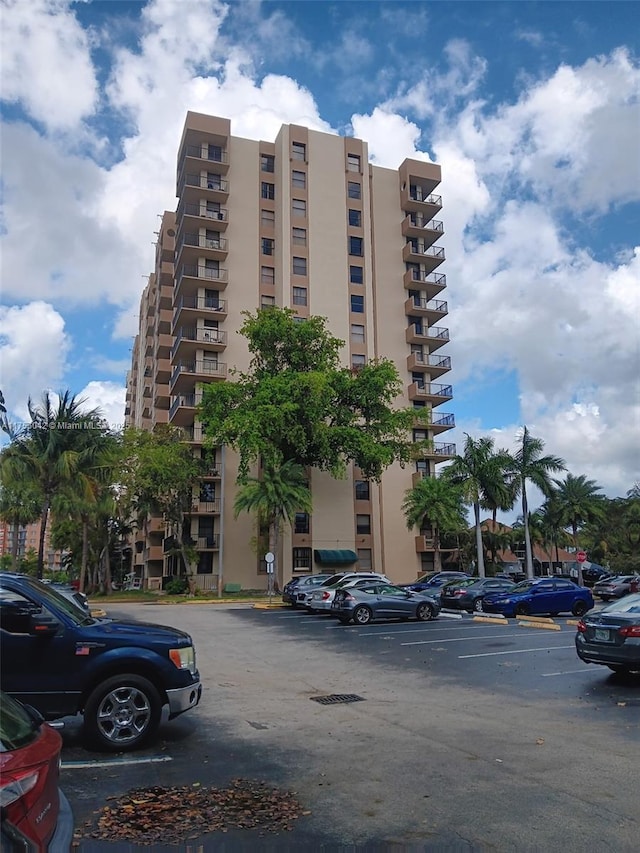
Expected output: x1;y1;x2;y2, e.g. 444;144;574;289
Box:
125;112;455;592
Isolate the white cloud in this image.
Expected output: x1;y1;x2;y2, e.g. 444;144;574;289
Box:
77;380;126;431
0;0;98;131
350;109;425;167
0;302;71;422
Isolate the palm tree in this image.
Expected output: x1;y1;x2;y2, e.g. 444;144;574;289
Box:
508;427;566;579
553;473;606;585
233;459;312;592
0;391;108;578
537;495;570;567
402;475;467;573
445;434;512;577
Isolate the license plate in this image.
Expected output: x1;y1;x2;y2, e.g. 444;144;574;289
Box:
594;628;611;642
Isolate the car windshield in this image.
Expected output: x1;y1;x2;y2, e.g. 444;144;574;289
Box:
510;581;537;593
446;578;475;589
15;576;95;626
602;594;640;614
321;574;347;587
0;692;40;752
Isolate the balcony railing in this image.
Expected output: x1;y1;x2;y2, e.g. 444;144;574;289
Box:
409;191;442;206
411;353;451;370
408;325;450;341
178;202;228;222
180;174;229;193
407;245;446;260
196;534;220;549
180;233;227;251
191;500;221;514
407;270;447;287
178;264;228;284
171;327;227;357
410;216;443;231
173;295;227;314
431;413;455;428
434;442;456;456
412;382;453;398
411;297;448;313
169;394;197;419
183;145;228;164
171;361;227;383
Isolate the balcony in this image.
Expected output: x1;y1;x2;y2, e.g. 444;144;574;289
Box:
159;260;174;286
402;244;446;272
154;333;173;360
429;412;455;434
169;393;198;426
196;534;220;550
414;535;457;553
406;352;451;378
202;464;221;478
408;381;453;406
170;360;227;393
178;173;229;203
180;143;229;172
183;424;205;443
158;283;173;310
403;269;447;300
172;296;227;330
401;185;443;216
191;500;221;515
177;201;229;230
401;215;444;245
405;324;450;351
155;356;171;385
176;233;228;266
405;296;448;323
154;383;170;410
171;327;227;358
175;264;228;297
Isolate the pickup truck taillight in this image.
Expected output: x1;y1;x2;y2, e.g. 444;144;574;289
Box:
169;646;196;674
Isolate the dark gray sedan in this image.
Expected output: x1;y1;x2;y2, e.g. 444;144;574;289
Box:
575;593;640;674
592;574;640;601
440;577;515;612
331;582;440;625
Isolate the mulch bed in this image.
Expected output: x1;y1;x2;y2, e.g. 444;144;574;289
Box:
76;778;310;846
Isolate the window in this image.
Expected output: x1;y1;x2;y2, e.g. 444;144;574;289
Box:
349;265;363;284
347;153;361;172
355;481;370;501
261;154;275;173
413;429;428;442
348;209;361;227
350;294;364;313
292;170;306;189
206;201;222;220
261;209;275;227
261;266;275;285
294;512;310;534
292;141;306;161
204;288;220;309
357;548;372;571
208;144;222;162
292;198;306;217
356;514;371;535
350;323;365;343
292;256;307;276
199;483;216;502
293;316;306;323
293;286;307;306
262;238;274;256
351;354;366;370
348;181;361;199
415;460;430;477
261;295;276;308
292;227;306;246
207;173;222;190
261;182;275;200
349;236;363;256
292;547;312;571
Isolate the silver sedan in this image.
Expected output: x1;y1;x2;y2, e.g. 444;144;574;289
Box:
331;582;440;625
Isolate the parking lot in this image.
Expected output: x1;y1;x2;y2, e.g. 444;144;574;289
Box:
65;603;639;852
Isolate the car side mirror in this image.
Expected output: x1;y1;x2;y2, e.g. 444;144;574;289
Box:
29;612;59;637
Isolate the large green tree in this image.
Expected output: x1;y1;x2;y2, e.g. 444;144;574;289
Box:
507;427;566;579
552;473;606;584
233;460;312;592
402;475;467;573
0;482;42;571
445;434;513;577
199;308;422;480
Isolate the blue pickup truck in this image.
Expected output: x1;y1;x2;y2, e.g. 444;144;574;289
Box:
0;573;202;751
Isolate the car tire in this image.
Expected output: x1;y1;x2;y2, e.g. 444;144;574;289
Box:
607;665;631;674
416;602;436;621
514;603;529;616
473;598;483;612
353;605;373;625
84;674;162;752
571;601;589;616
338;617;351;625
307;607;317;614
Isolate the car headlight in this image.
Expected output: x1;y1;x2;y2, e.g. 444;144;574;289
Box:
169;646;196;674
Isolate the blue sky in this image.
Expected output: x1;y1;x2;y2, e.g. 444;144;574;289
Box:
1;0;639;509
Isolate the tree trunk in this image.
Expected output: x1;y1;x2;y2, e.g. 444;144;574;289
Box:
474;502;485;577
36;499;50;580
433;528;443;573
79;516;89;593
522;484;534;579
269;520;279;594
10;524;20;572
573;523;584;586
104;533;112;596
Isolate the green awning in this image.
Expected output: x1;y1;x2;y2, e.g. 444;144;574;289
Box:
313;549;358;566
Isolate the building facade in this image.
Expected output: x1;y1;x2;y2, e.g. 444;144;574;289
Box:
124;112;455;591
0;516;67;573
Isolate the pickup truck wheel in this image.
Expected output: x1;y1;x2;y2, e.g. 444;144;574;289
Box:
84;674;162;751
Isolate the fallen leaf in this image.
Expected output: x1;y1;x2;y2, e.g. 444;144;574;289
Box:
536;738;545;745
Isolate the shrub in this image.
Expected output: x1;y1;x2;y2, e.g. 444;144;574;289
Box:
165;577;189;595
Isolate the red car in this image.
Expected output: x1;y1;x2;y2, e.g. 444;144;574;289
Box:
0;691;74;852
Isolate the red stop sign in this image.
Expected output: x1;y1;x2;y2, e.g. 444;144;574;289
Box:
577;551;587;563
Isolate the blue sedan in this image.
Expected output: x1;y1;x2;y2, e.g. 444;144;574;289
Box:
483;577;594;618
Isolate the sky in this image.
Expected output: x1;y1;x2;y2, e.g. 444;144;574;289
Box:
1;0;639;514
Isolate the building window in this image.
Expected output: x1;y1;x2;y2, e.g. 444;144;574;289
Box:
292;198;306;217
261;209;275;227
350;323;365;343
206;173;222;190
413;429;428;442
262;238;275;256
292;227;307;246
348;209;361;227
261;295;276;308
293;286;307;306
261;266;275;285
292;170;306;189
293;316;306;323
292;256;307;276
347;153;361;172
350;294;364;313
348;181;361;199
351;354;366;370
261;154;275;173
294;512;310;534
292;547;312;571
349;236;363;256
357;548;372;571
349;265;363;284
199;482;216;502
292;141;306;161
356;514;371;535
261;182;275;200
355;480;370;501
416;460;431;477
208;144;223;162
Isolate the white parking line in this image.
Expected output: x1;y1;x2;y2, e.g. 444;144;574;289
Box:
459;645;574;659
541;668;593;677
62;755;173;770
401;631;553;647
329;623;492;634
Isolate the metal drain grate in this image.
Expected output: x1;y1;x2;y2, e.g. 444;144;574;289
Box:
310;693;365;706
